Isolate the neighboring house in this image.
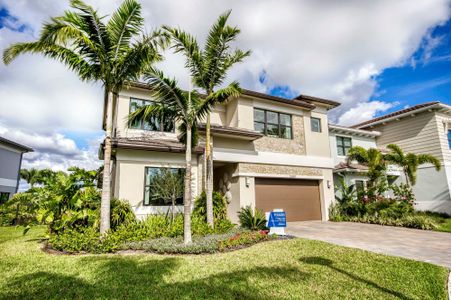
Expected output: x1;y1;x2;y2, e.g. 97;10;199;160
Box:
352;101;451;214
102;82;340;222
0;136;33;203
329;124;381;193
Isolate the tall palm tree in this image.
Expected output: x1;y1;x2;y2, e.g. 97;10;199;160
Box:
3;0;167;234
384;144;441;187
164;10;250;227
347;146;386;189
20;169;41;189
128;68;221;244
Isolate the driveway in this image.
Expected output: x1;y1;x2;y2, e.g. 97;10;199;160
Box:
286;221;451;269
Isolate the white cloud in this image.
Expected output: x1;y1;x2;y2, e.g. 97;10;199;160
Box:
338;101;397;126
0;123;102;171
0;0;450;168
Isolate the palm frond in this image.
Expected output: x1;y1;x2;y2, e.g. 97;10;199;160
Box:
107;0;143;60
163;26;204;87
417;154;441;171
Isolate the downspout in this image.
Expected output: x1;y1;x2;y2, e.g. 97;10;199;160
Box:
15;152;24;194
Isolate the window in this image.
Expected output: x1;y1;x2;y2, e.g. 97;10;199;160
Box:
311;117;322;132
355;180;365;193
448;130;451;149
336;136;352;156
254;108;292;139
129;98;174;132
0;192;10;204
144;167;185;206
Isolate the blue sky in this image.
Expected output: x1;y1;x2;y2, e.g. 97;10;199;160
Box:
370;18;451;115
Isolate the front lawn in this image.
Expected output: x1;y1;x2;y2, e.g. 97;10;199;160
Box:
417;211;451;233
0;226;448;299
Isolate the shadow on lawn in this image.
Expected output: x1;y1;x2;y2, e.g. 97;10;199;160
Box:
300;256;413;300
2;255;309;299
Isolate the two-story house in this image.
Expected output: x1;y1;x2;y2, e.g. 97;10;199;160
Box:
352;101;451;214
103;82;340;222
0;136;33;203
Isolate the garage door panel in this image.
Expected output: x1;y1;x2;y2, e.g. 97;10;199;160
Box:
255;178;321;222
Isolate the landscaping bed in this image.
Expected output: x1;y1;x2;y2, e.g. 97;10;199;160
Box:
0;226;448;299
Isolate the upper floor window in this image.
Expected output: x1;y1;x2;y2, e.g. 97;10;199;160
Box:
311;117;322;132
448;130;451;149
129;98;174;132
336;136;352;156
254;108;292;139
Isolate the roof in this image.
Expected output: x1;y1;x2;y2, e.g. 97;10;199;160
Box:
329;124;380;137
352;101;441;129
0;136;33;152
127;82;317;110
334;161;369;173
294;94;341;108
110;137;204;154
241;89;316;110
197;123;263;140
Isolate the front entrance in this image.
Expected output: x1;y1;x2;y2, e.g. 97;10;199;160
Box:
255;178;321;222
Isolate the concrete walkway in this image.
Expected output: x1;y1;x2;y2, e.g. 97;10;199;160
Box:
286;221;451;269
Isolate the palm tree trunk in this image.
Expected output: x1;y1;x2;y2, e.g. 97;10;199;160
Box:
205;113;214;228
184;125;193;245
100;90;113;235
404;169;411;189
171;196;176;222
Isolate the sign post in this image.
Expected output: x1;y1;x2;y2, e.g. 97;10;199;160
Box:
266;209;286;235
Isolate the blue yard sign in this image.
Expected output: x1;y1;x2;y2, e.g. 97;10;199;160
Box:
268;211;286;228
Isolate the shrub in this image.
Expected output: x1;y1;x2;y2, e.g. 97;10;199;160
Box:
193;191;229;221
0;193;38;226
110;198;136;230
238;206;267;230
48;213;236;253
218;231;272;251
391;183;415;204
125;230;272;254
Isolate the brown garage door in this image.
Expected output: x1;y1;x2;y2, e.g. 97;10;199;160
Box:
255;178;321;222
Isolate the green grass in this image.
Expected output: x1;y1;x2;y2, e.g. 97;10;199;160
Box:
0;226;448;299
417;211;451;233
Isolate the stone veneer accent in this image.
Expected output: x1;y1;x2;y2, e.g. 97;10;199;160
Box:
253;115;305;155
237;163;322;177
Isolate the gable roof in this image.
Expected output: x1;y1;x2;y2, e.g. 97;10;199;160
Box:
352;101;442;129
0;136;33;153
294;94;341;109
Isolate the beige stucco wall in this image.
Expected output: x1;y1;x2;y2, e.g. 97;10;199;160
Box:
114;149;199;218
303;108;331;157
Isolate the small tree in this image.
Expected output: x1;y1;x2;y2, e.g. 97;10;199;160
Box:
334;177;356;205
347;146;386;190
385;144;441;188
149;168;184;221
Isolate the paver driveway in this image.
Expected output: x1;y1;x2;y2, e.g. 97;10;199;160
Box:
286;221;451;269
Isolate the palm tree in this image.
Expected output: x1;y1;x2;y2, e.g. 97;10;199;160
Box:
346;146;386;189
20;169;41;189
163;11;250;227
3;0;167;234
384;144;441;187
128;68;220;244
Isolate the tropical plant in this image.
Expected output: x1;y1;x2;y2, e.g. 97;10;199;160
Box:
0;192;38;226
128;69;216;244
3;0;168;234
164;10;250;228
347;146;387;190
384;144;441;187
193;191;229;221
238;206;267;230
147;168;184;221
390;183;415;204
19;168;41;189
334;177;356;205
